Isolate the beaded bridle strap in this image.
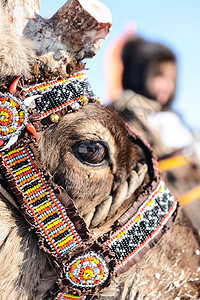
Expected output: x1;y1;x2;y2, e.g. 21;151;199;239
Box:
0;73;178;299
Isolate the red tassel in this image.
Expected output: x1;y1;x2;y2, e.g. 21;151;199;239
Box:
9;76;21;94
26;123;38;142
0;140;4;147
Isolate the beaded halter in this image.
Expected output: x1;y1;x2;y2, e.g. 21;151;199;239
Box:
0;73;178;300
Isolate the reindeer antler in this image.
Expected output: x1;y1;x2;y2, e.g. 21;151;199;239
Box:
2;0;112;77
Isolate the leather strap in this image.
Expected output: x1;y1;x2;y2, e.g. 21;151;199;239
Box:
0;73;179;299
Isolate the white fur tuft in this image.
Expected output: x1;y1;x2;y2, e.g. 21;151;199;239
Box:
0;2;34;78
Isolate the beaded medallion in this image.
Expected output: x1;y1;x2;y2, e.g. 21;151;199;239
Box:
66;251;109;288
0;93;28;141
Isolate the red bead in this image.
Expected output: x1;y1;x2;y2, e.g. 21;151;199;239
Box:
9;76;21;94
26;123;38;142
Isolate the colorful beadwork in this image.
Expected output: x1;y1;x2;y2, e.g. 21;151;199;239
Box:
24;78;68;96
0;72;178;299
0;145;83;259
105;181;177;273
0;73;115;298
55;292;86;300
66;251;109;288
23;73;94;120
0;93;28;140
23;73;84;96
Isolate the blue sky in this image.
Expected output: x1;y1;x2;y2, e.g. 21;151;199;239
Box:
40;0;200;131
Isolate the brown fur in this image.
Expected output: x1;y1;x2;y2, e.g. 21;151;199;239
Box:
38;104;146;235
0;104;199;299
0;2;199;298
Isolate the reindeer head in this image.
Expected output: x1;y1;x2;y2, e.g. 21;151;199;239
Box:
38;103;152;238
0;2;180;299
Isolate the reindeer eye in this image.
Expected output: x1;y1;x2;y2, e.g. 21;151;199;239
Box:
73;141;107;165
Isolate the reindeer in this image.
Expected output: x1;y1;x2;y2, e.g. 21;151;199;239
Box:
0;1;199;300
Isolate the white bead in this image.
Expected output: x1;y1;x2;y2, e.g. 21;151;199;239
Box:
71;102;80;111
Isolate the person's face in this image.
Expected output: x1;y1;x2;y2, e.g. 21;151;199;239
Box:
146;61;177;106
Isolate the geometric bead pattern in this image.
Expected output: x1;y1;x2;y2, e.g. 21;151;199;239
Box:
24;73;94;120
0;72;178;299
0;93;29;140
55;292;86;300
23;78;68;96
66;251;109;289
0;145;82;259
105;181;177;272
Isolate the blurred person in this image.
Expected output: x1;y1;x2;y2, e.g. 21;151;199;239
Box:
111;35;193;156
110;35;200;232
